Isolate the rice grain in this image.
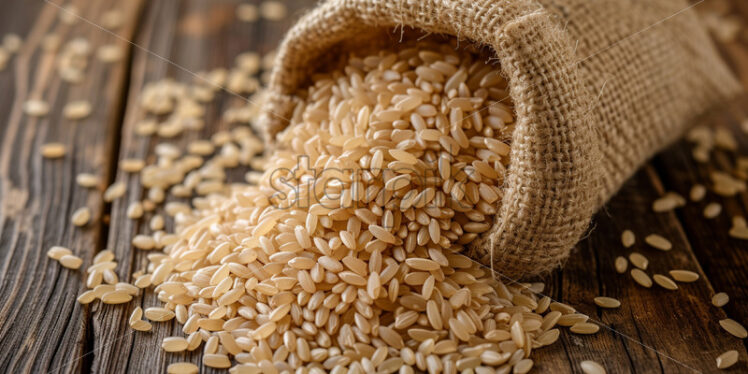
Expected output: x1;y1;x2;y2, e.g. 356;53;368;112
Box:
712;292;729;307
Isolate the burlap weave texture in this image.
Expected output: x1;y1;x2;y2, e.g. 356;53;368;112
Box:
259;0;741;277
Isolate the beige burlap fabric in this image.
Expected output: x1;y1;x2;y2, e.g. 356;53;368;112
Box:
259;0;740;277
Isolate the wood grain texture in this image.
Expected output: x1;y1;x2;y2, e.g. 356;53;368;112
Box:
89;1;306;373
0;0;746;373
0;0;143;372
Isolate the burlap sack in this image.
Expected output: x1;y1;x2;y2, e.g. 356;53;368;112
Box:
259;0;740;278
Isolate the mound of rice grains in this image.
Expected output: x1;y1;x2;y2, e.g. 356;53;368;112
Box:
112;40;571;372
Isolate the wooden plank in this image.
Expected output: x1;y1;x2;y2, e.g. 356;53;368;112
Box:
0;0;143;372
652;96;748;351
530;163;748;373
90;1;308;372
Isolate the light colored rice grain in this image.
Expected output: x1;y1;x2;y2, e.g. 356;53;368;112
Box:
162;337;189;352
130;320;152;331
630;269;652;288
127;202;144;219
120;158;145;173
593;297;620;309
260;1;286;20
47;246;72;260
144;307;175;322
101;291;132;304
716;350;738;369
59;254;83;269
628;252;648;270
621;230;636;248
712;292;729;307
719;319;747;338
24;99;50;117
76;173;100;188
203;354;232;369
103;182;126;202
580;360;606;374
513;359;533;374
703;202;722;219
72;207;91;226
63;100;92;120
236;4;258;22
652;274;678;290
77;290;96;304
652;193;684;212
132;235;156;250
167;362;199;374
614;256;628;274
690;184;706;202
644;234;672;251
569;322;600;334
41;143;66;158
669;270;699;283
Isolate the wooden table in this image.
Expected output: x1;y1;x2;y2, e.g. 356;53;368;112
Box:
0;0;746;373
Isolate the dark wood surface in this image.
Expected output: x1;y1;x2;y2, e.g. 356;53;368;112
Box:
0;0;746;373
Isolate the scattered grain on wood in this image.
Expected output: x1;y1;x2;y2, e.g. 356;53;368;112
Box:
645;234;672;251
580;360;606;374
41;143;66;158
260;1;287;20
703;202;722;219
76;173;100;188
712;292;729;307
59;254;83;269
716;350;739;369
718;319;747;338
63;100;92;120
652;274;678;290
621;230;635;248
570;322;600;334
614;256;628;273
630;269;652;288
71;207;91;226
23;99;50;117
593;296;621;308
628;252;648;270
669;269;700;283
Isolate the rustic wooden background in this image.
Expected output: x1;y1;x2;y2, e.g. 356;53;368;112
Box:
0;0;746;373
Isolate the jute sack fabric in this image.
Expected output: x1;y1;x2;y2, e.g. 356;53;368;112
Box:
259;0;741;278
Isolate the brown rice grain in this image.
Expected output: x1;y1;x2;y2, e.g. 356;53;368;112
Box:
630;269;652;288
703;202;722;219
712;292;729;307
103;182;126;202
72;207;91;226
41;143;66;158
63;100;92;120
59;254;83;269
47;246;72;260
593;297;620;308
644;234;672;251
167;362;199;374
76;173;100;188
652;274;678;290
628;252;648;270
716;350;739;369
580;360;606;374
260;1;286;20
719;319;747;338
24;99;50;117
669;270;700;283
690;184;706;202
162;337;189;352
614;256;628;273
569;322;600;334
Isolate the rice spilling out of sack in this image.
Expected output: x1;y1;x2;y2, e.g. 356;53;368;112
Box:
140;39;560;373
